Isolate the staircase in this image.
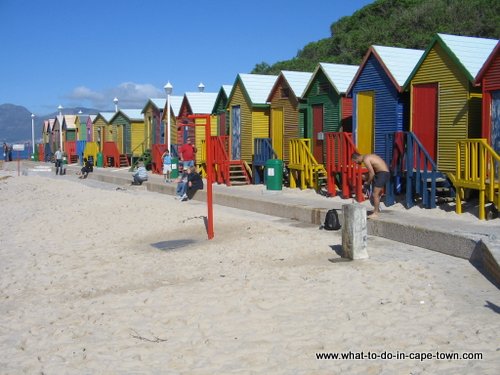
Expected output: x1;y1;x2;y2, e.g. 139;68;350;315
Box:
151;144;169;174
253;138;278;184
288;138;328;192
450;138;499;220
325;132;366;201
384;131;453;209
102;141;129;168
208;136;251;186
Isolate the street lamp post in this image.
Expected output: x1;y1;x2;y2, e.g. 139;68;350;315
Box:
31;113;35;155
57;105;63;152
164;82;173;150
114;97;119;112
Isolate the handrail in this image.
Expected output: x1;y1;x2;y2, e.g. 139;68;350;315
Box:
289;138;327;190
254;138;278;165
454;138;499;219
325;132;365;201
384;131;442;209
102;141;121;167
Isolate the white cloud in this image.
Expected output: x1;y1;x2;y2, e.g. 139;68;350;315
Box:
66;82;163;109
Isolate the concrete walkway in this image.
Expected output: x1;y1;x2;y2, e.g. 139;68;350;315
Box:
23;162;500;287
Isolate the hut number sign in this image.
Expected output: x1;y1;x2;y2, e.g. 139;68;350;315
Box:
12;144;25;151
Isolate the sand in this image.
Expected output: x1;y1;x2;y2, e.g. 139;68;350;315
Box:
0;169;499;374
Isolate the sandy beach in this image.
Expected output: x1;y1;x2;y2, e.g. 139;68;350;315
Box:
0;168;499;374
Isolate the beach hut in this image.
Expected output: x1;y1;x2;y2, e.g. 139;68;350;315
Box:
267;71;312;163
142;98;166;148
476;41;500;152
404;33;498;172
86;115;96;142
347;46;424;156
53;114;64;151
93;112;114;151
301;63;358;163
212;85;233;136
177;87;218;165
226;73;278;163
109;109;145;158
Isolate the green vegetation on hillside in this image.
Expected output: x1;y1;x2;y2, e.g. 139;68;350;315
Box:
252;0;500;74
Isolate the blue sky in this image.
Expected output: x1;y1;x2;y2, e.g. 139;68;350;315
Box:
0;0;374;115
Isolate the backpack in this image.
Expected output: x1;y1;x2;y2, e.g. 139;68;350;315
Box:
323;209;341;231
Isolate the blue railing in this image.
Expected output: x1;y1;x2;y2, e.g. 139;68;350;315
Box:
253;138;278;184
384;131;445;209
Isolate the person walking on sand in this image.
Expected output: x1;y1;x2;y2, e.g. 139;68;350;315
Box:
54;148;63;175
352;152;389;219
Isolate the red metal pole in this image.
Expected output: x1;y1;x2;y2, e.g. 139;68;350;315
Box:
188;115;214;239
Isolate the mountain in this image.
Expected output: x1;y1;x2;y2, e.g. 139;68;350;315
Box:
252;0;500;74
0;104;100;144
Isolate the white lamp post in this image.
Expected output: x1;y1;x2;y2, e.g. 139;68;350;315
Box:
164;81;173;149
31;113;35;155
57;105;63;151
113;97;119;112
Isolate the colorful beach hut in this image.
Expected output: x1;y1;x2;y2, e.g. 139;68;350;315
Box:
142;98;166;148
177;88;218;165
226;73;278;163
301;63;358;163
93;112;114;151
267;70;312;163
476;41;500;153
347;46;423;156
404;33;498;172
53;114;64;151
212;85;233;137
109;109;145;158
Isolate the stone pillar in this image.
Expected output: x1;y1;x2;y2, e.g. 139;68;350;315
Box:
342;204;368;260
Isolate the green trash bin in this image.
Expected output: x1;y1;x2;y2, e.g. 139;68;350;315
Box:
171;157;179;179
265;159;283;191
96;152;103;167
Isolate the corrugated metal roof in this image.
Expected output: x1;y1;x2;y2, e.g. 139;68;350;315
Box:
373;45;424;87
48;118;55;131
438;33;498;79
184;92;218;114
281;70;313;98
89;115;97;122
64;115;77;129
98;112;115;123
169;95;183;117
142;98;166;114
119;109;144;121
239;73;278;104
319;63;359;93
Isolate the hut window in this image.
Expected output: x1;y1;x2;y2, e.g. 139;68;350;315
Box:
280;88;290;98
318;83;330;94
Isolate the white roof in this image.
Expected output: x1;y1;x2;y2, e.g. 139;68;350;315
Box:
64;115;77;129
238;73;278;104
438;33;498;79
118;109;144;121
319;63;359;93
89;115;97;123
150;98;166;109
169;95;183;117
281;71;313;98
184;92;218;114
373;45;424;87
98;112;115;123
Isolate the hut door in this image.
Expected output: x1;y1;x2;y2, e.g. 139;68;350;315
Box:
412;83;438;162
231;106;241;160
312;105;324;163
271;107;284;160
356;91;374;154
491;90;500;155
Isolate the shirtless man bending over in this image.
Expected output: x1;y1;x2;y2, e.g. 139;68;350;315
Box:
352;152;390;218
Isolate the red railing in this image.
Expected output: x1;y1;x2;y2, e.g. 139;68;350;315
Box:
325;132;365;201
212;136;230;184
151;144;168;174
102;141;120;167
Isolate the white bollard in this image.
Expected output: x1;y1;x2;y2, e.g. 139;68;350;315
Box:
342;204;368;260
